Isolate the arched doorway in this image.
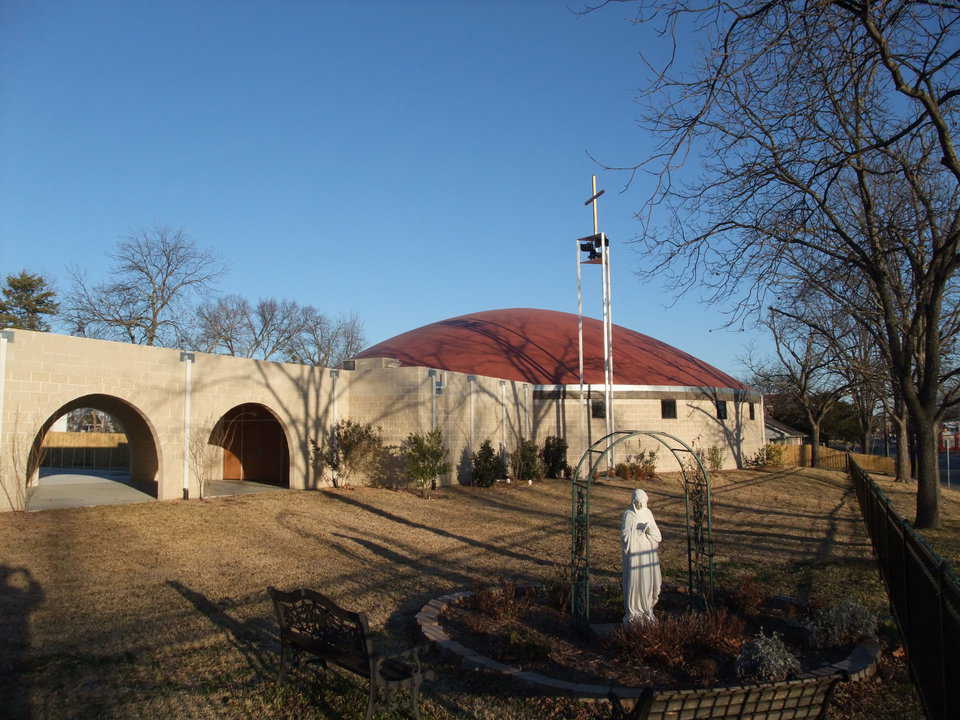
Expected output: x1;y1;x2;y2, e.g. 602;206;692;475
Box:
28;394;160;511
209;403;290;492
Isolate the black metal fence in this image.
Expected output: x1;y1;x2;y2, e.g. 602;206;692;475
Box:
849;457;960;719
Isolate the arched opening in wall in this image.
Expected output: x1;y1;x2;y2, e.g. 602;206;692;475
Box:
207;403;290;495
28;394;160;511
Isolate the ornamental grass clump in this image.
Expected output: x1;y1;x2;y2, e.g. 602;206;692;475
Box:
736;631;801;683
809;600;878;648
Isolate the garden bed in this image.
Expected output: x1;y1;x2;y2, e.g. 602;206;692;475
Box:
419;583;876;694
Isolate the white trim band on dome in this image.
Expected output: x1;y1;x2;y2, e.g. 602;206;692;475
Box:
534;384;756;394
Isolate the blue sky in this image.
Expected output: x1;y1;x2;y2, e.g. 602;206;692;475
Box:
1;0;767;377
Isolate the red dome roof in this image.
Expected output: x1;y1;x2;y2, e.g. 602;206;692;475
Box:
356;308;745;389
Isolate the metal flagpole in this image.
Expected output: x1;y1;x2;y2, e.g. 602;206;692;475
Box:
592;176;614;467
603;230;614;443
576;236;586;449
579;177;612;467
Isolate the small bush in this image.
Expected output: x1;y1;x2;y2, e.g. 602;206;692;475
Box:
399;427;450;494
472;439;505;488
809;600;878;648
311;419;384;488
613;450;658;482
736;631;800;683
706;445;726;472
609;609;746;684
464;578;531;621
722;579;768;617
541;436;569;478
544;563;572;615
505;626;552;663
747;443;785;468
510;439;544;482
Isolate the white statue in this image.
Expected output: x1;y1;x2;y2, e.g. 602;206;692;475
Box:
622;488;662;624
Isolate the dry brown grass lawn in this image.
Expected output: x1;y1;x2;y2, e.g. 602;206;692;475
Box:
0;467;939;719
869;474;960;567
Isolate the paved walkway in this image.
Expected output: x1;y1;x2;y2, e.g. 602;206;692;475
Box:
205;479;287;497
28;469;155;511
27;470;287;511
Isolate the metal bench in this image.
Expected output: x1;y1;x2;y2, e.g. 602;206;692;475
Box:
268;586;427;719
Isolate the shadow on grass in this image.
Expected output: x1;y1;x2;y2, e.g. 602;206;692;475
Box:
0;565;44;720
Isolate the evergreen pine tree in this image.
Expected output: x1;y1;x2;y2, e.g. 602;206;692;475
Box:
0;271;59;331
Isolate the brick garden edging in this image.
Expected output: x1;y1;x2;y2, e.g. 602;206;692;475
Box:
417;590;880;715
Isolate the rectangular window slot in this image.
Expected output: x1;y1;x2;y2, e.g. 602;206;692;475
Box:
591;399;606;419
661;399;677;419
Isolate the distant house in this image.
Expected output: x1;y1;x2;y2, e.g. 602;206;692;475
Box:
766;418;806;446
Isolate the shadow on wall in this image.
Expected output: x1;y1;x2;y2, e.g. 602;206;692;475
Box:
0;565;44;720
457;447;472;486
688;387;752;468
252;360;425;490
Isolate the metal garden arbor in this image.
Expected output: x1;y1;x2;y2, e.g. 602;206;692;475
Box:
570;431;715;628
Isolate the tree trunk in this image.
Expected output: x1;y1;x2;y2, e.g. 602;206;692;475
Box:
810;424;821;468
914;421;941;528
895;415;910;483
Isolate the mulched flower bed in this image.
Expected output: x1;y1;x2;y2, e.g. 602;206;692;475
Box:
438;581;851;689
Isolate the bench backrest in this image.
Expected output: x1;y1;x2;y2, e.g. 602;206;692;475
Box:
638;674;842;720
268;586;374;673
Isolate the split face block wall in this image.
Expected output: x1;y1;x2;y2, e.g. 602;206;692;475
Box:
0;330;340;510
532;387;766;471
0;330;764;511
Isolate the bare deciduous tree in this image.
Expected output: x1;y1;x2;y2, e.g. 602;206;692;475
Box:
597;0;960;526
192;296;364;367
193;296;304;361
747;313;850;467
65;227;224;347
285;309;364;367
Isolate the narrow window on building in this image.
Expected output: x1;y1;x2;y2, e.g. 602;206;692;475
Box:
661;399;677;419
749;402;755;421
716;400;728;420
591;399;606;419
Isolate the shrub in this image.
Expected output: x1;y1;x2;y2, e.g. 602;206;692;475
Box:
464;578;531;621
472;439;505;488
399;427;450;494
613;450;658;482
544;563;572;615
747;443;785;468
633;450;657;480
609;609;746;683
722;579;768;617
706;445;726;472
311;419;384;488
505;626;552;663
736;631;800;683
541;436;569;478
809;600;878;648
510;439;544;482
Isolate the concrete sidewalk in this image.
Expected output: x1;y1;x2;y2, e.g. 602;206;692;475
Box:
28;469;156;511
